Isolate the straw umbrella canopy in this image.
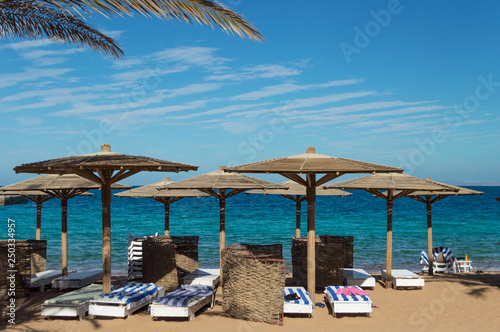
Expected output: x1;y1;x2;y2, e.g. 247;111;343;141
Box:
115;177;209;236
327;173;459;288
397;178;483;275
159;166;286;266
246;180;351;238
0;174;128;275
13;143;197;293
0;189;55;240
225;146;403;300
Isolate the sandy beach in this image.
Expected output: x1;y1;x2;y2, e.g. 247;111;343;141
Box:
3;272;500;332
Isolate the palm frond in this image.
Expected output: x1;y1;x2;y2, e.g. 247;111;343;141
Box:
48;0;264;41
0;1;124;59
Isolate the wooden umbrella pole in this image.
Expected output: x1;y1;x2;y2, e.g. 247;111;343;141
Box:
36;200;42;240
101;184;112;294
164;200;170;236
306;175;316;302
219;192;226;284
61;198;68;276
386;192;393;288
295;198;301;238
219;194;226;257
426;200;433;275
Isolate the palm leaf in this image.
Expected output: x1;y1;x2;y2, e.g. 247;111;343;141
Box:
48;0;264;41
0;1;124;59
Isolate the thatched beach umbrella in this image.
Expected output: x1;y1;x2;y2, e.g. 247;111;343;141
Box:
0;174;128;275
0;189;55;240
115;177;209;236
14;144;197;293
225;147;402;299
327;173;458;287
160;166;285;266
246;180;351;238
398;178;483;275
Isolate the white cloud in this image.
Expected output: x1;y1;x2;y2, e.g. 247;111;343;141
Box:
152;46;231;67
205;64;301;81
14;116;42;126
0;68;73;89
231;79;364;100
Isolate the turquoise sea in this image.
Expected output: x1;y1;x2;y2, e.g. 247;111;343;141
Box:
1;186;499;274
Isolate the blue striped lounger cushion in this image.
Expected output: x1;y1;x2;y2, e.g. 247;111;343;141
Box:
91;282;158;309
153;285;213;307
284;287;312;305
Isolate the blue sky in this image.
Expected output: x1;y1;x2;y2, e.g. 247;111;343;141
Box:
1;0;500;186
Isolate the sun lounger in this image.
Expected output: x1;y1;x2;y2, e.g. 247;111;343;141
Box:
31;270;63;291
88;282;166;319
51;269;102;289
41;283;115;320
284;286;313;317
324;286;372;318
150;284;215;321
182;268;220;287
381;269;425;289
342;268;376;289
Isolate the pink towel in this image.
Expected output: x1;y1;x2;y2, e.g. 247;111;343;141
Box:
335;287;369;296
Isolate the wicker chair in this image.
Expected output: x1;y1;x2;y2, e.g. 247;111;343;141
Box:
221;243;286;325
292;235;354;290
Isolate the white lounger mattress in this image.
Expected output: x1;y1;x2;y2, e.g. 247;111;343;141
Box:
52;269;102;289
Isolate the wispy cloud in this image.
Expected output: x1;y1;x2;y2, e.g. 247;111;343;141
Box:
205;64;301;81
231;79;364;101
0;68;73;89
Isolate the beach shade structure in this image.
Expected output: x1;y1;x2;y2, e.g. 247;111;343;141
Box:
159;166;286;268
0;174;129;276
246;180;352;238
397;178;483;275
115;177;210;236
13;143;198;293
0;189;55;240
225;146;403;300
327;173;459;288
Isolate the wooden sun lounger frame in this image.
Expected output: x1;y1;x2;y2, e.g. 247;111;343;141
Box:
381;269;425;289
31;270;63;291
88;286;166;319
342;268;376;289
150;289;216;321
325;286;372;318
42;301;89;321
283;286;313;317
41;284;114;321
51;269;103;289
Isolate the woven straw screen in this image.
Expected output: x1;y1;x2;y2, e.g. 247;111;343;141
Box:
292;235;353;290
0;241;31;302
142;236;179;292
27;240;46;273
221;243;285;325
169;236;199;279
